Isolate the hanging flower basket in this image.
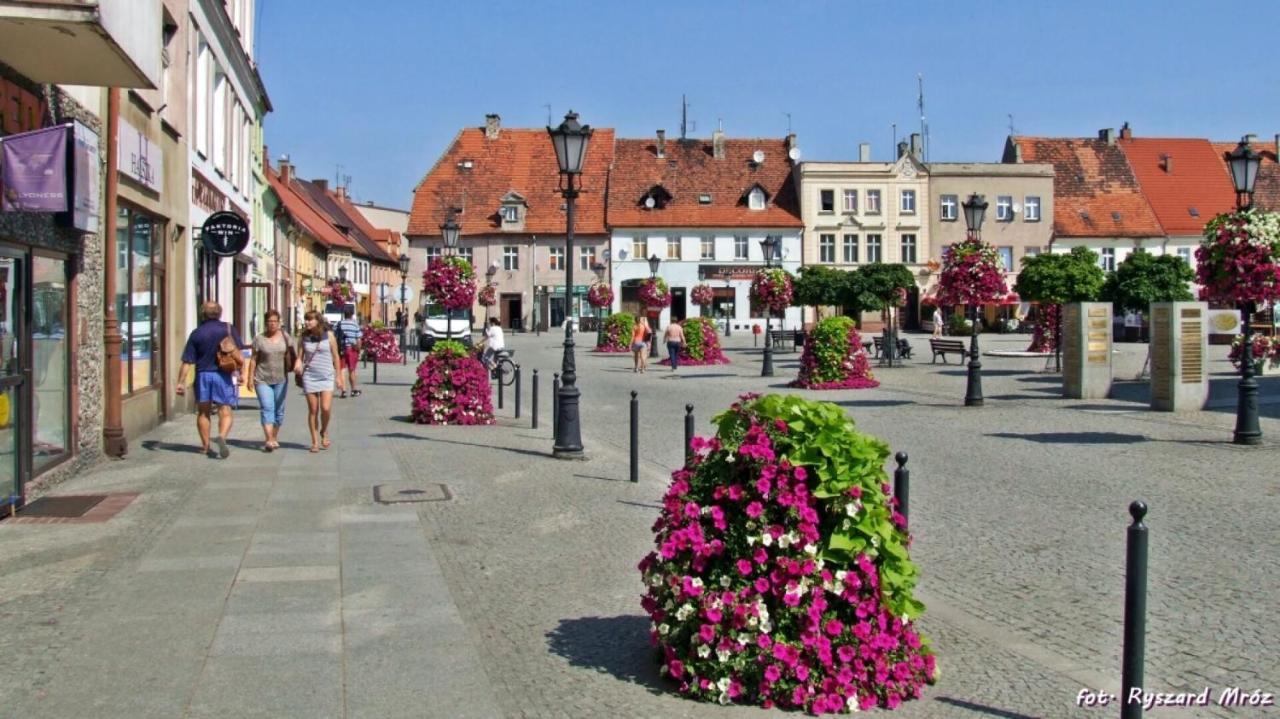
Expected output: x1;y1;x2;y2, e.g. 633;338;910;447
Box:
935;238;1008;307
1228;333;1280;373
587;282;614;309
691;284;715;307
410;340;493;425
639;277;672;309
791;316;879;390
658;317;729;366
477;284;497;307
750;268;794;313
1196;209;1280;306
422;256;477;311
595;312;635;353
322;280;356;307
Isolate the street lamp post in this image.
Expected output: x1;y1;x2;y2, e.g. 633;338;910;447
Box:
1228;137;1263;445
760;236;779;377
398;251;411;364
962;193;988;407
548;110;592;459
485;263;498;327
441;211;460;347
647;254;661;358
724;278;732;336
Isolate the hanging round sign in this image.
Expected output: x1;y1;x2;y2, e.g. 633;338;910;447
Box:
200;211;250;257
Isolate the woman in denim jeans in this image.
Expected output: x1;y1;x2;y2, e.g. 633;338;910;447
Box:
243;310;300;452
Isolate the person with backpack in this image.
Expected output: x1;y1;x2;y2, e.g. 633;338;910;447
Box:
334;305;363;398
175;301;246;459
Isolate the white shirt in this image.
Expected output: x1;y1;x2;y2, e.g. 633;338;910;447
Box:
485;325;505;351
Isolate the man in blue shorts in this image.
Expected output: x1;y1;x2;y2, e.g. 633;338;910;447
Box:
176;301;245;458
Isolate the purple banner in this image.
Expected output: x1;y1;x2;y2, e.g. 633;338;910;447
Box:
1;126;68;213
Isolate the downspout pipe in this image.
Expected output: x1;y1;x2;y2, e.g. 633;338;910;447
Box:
102;87;127;457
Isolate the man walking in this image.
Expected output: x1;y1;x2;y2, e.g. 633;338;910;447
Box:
336;305;363;398
175;302;245;458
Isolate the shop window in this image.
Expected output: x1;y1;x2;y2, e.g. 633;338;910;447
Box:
116;206;164;395
32;255;70;473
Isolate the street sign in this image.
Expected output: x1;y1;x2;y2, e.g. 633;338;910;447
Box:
200;211;250;257
381;285;414;304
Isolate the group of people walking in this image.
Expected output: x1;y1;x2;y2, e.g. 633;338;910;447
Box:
176;302;367;456
628;316;686;373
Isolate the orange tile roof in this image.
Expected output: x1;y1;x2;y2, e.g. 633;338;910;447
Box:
408;127;615;237
1011;136;1163;238
266;165;356;251
1211;140;1280;213
1118;138;1236;235
607;138;803;228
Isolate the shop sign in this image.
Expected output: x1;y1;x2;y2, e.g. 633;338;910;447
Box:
701;264;760;280
68;120;100;234
201;211;250;257
1;126;67;212
118;120;162;193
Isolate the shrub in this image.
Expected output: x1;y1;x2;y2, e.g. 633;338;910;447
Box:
596;313;636;353
946;314;972;336
640;394;935;713
791;317;878;390
410;340;493;425
659;317;729;366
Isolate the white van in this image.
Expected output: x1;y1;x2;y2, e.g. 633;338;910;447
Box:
420;303;471;347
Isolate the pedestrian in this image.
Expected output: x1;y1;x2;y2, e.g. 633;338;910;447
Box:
395;307;405;329
335;305;363;398
631;316;651;373
664;320;686;371
932;306;944;338
298;310;344;452
175;301;245;459
243;309;300;452
479;317;504;370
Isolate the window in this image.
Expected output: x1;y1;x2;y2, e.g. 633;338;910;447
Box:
1025;246;1041;257
866;234;882;263
1024;196;1041;222
700;236;715;260
1100;247;1115;272
548;246;564;271
901;189;916;214
580;247;595;271
503;246;519;271
843;234;859;263
843;189;858;213
501;206;519;222
195;38;209;157
632;236;647;259
734;235;749;260
996;195;1013;221
940;194;958;221
32;255;70;473
820;189;835;213
998;246;1014;271
426;246;442;261
459;247;474;265
666;237;681;260
1176;247;1192;265
900;234;917;264
748;188;766;210
866;190;882;214
212;71;227;173
819;234;835;263
116;206;164;395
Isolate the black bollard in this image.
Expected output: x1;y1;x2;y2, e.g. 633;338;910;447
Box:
684;404;695;464
893;451;909;529
552;373;561;438
630;391;639;483
531;369;539;429
497;367;504;410
1121;501;1149;719
372;354;378;385
514;365;522;419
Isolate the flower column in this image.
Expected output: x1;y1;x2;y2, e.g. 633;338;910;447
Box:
939;194;1007;407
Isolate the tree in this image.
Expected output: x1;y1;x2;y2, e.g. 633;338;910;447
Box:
1015;246;1106;368
856;263;917;310
793;265;847;319
1101;249;1194;315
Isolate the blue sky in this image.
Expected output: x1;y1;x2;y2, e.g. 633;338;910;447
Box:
258;0;1279;210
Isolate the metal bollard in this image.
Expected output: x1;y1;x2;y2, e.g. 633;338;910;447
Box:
372;354;378;385
684;404;695;464
552;373;561;438
531;369;539;429
630;391;639;483
514;365;522;419
893;451;909;528
1121;501;1149;719
497;367;504;410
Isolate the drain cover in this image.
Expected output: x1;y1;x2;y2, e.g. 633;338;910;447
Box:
374;482;451;504
18;495;108;518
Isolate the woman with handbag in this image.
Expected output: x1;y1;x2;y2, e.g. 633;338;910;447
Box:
243;309;300;452
298;310;344;453
175;301;245;459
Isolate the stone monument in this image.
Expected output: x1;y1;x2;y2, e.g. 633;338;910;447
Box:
1149;301;1209;412
1063;302;1113;399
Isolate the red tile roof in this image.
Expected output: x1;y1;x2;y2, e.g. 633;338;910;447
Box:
1118;138;1236;235
1211;140;1280;213
266;165;356;251
408;127;615;237
607;138;803;228
1010;136;1163;238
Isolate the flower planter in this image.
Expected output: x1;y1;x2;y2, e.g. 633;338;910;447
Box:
658;317;729;366
791;316;879;390
410;341;493;425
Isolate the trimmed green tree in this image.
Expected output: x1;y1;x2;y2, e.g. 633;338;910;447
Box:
793;266;848;321
1014;246;1106;370
1101;249;1194;316
856;263;916;363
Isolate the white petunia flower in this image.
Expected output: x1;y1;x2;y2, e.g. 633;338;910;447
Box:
804;543;818;555
847;695;861;712
717;677;732;692
725;453;736;463
659;623;670;635
719;576;732;588
761;533;773;547
716;648;731;662
691;578;703;588
746;535;757;546
697;644;711;658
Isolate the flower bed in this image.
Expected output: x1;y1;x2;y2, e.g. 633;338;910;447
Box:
362;327;403;363
640;394;934;713
640;278;672;309
750;268;794;314
1228;333;1280;372
659;317;729;366
595;312;636;353
422;256;478;310
791;317;878;390
410;340;493;425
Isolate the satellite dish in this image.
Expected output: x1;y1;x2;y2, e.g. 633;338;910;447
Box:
644;196;656;209
602;249;611;261
1011;202;1022;213
788;147;801;161
752;150;766;164
618;248;629;260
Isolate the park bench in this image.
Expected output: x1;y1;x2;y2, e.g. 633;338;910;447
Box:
872;336;914;360
930;338;967;364
768;329;795;352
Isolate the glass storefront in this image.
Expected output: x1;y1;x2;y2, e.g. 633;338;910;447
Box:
0;253;23;504
32;255;69;473
115;206;164;395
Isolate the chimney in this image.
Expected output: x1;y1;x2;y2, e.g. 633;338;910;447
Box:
1099;128;1116;145
336;185;348;201
909;133;922;160
1161;153;1173;173
786;133;797;154
1119;122;1132;140
712;129;726;159
484;113;501;140
858;143;871;162
1275;133;1279;158
312;179;329;191
279;154;292;183
656;129;665;158
896;140;909;159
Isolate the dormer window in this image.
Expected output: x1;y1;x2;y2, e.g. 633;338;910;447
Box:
500;206;519;222
498;190;527;230
743;184;769;211
641;185;673;210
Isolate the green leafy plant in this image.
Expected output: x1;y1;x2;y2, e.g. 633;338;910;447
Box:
794;266;848;319
1101;249;1194;315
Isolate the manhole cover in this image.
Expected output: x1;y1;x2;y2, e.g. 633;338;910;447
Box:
374;482;451;504
18;495;108;518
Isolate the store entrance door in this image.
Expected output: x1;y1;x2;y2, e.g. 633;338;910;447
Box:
0;251;28;509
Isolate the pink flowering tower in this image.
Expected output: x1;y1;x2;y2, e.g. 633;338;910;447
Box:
422;256;478;311
691;284;715;309
1025;304;1060;353
322;278;356;308
410;340;493;425
935;237;1007;310
750;268;795;315
639;277;672;309
595;312;635;353
791;316;878;390
361;327;403;363
1197;208;1280;308
659;317;729;366
587;282;614;311
640;394;934;713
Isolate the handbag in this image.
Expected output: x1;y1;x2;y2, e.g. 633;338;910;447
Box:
283;334;298;376
217;323;242;373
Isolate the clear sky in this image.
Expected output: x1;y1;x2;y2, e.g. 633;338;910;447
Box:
257;0;1279;210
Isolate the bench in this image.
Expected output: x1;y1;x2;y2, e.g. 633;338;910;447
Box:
768;329;794;352
930;338;967;364
872;336;914;360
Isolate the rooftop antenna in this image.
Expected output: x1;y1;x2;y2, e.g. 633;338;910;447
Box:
1008;113;1017;137
335;164;343;188
343;174;352;192
785;112;792;135
544;103;552;126
681;94;688;140
917;73;928;161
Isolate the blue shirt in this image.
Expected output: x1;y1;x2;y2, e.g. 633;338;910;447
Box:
182;320;246;373
336;318;362;349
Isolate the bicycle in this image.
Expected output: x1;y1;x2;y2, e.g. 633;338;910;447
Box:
488;349;517;386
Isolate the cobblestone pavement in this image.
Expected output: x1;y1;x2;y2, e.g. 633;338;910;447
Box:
0;330;1275;718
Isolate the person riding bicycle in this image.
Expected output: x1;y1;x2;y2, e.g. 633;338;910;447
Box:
479;317;505;370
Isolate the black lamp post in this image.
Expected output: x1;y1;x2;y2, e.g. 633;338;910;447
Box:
1228;137;1263;445
724;278;732;336
441;210;461;345
398;251;411;364
760;236;780;377
648;253;661;358
485;262;498;327
548;110;592;459
962;193;988;407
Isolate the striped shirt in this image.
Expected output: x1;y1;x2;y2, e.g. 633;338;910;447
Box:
336;319;363;349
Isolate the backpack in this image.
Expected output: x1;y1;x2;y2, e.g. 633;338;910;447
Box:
333;320;348;349
216;323;242;373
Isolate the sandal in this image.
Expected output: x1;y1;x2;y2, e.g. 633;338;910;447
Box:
321;436;331;450
339;391;347;399
351;390;362;397
309;445;320;453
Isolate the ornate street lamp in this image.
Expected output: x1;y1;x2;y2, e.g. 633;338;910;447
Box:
398;251;411;363
648;253;661;358
760;236;780;377
485;262;498;326
1229;137;1263;445
439;210;462;346
962;193;988;407
547;110;593;459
